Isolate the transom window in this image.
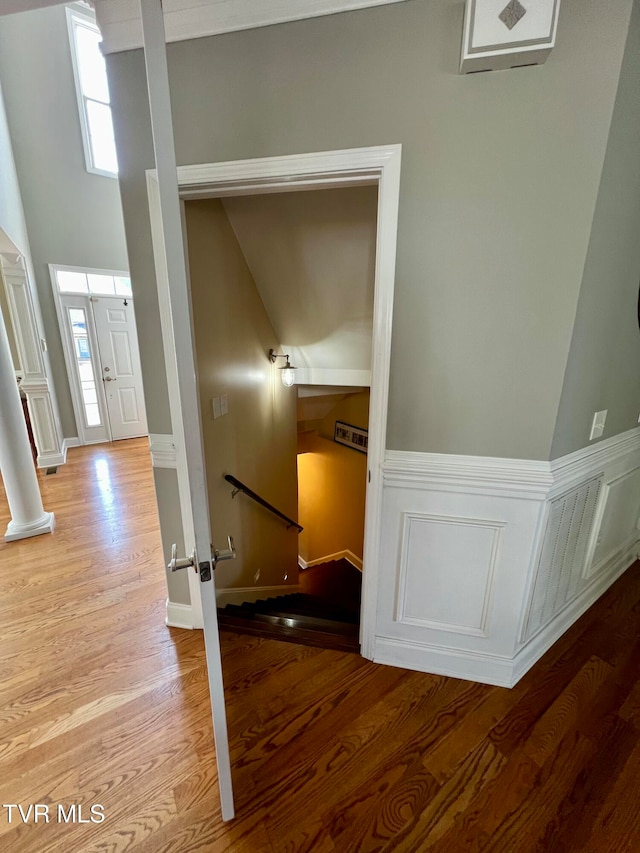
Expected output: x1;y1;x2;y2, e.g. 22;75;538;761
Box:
66;3;118;176
54;267;132;298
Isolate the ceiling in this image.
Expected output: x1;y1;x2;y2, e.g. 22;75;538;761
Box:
222;185;378;385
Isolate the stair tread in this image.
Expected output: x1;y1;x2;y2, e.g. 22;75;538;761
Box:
217;614;360;652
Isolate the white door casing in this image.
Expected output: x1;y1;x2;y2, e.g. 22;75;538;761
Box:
92;296;148;440
147;144;402;668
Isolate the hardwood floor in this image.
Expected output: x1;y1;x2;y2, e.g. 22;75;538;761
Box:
1;439;640;851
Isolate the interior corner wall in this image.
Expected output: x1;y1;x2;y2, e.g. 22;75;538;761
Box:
106;0;633;463
551;0;640;460
185;198;299;594
0;5;129;439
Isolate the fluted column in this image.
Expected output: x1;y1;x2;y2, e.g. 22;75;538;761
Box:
0;307;54;541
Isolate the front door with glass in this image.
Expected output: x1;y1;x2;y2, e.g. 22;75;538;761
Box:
52;267;148;444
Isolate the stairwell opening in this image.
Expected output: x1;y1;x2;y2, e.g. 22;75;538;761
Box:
183;183;378;652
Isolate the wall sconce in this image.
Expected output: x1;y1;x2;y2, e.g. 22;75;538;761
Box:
269;348;297;387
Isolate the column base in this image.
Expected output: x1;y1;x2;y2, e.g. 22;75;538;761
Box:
5;511;55;542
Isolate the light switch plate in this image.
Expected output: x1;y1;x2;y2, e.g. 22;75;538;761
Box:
589;409;607;441
212;396;222;419
220;394;228;416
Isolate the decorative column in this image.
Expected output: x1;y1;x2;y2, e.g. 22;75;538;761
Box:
0;253;65;467
0;304;54;541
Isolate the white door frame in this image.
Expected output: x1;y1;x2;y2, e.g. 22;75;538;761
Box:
49;264;146;446
147;144;402;659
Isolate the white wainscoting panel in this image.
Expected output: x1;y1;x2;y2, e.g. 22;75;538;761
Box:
586;466;640;579
522;476;602;641
376;428;640;687
396;513;503;637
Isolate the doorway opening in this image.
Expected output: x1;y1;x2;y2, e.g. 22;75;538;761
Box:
148;144;401;661
183;184;376;651
49;264;148;444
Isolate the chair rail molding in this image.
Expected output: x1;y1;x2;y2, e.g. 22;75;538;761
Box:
148;433;178;468
376;428;640;687
0;253;65;468
96;0;410;54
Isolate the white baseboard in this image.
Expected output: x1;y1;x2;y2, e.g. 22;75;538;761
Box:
40;437;80;468
298;550;363;571
37;451;67;468
165;599;195;629
373;636;515;687
216;584;300;608
375;545;639;689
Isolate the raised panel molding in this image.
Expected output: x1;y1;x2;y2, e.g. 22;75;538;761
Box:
0;255;46;380
584;466;640;580
24;388;65;466
1;254;65;467
96;0;410;54
377;427;640;687
396;512;503;637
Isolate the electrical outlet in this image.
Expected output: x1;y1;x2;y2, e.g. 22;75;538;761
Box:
589;409;607;441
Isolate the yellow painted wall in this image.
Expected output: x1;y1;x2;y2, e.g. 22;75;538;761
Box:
185;198;299;593
298;390;369;567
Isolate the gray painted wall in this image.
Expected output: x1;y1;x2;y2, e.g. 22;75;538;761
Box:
0;4;129;438
106;0;633;462
551;0;640;459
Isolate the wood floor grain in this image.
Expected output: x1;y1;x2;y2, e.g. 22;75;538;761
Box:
1;439;640;851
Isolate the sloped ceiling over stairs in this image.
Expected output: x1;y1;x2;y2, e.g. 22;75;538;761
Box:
222;184;378;389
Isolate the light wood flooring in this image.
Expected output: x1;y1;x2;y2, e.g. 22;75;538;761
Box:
1;439;640;851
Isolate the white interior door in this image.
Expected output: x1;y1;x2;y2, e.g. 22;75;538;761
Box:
91;296;148;440
139;0;235;821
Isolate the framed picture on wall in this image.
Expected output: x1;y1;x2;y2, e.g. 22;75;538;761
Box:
334;421;368;454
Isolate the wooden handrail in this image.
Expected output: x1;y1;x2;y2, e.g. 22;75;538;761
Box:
224;474;303;532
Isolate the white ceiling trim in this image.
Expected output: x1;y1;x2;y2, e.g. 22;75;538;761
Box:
95;0;409;54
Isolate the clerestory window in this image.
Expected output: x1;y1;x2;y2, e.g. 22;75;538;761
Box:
66;3;118;177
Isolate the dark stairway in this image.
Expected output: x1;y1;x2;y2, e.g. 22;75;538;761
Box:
217;560;361;653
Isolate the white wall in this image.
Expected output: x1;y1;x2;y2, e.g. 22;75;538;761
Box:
223;186;377;376
0;79;29;257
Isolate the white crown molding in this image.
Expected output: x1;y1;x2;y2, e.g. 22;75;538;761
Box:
96;0;409;55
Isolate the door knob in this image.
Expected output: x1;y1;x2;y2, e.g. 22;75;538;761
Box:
103;376;117;382
168;543;196;572
213;535;236;565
